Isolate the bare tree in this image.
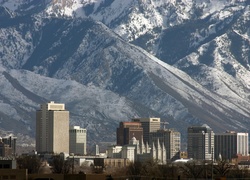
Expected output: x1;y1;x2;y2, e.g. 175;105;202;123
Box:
178;160;204;179
126;161;142;176
16;155;41;174
228;165;250;178
140;159;162;179
213;159;232;178
51;155;71;174
159;163;180;179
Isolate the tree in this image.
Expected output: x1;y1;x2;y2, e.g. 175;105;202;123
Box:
51;155;71;174
178;160;204;179
140;159;162;179
159;163;179;179
126;161;142;177
213;159;232;178
16;155;41;174
228;165;250;179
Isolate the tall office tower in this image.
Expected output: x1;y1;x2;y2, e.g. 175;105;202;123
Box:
116;122;143;146
69;126;87;155
187;124;214;160
132;118;161;143
214;131;248;161
2;136;17;156
36;101;69;154
149;129;181;160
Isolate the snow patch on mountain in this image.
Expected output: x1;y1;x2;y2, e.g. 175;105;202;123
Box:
0;28;33;69
0;0;24;11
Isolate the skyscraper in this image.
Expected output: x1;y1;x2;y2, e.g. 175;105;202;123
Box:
69;126;87;155
132;118;161;143
116;122;143;146
214;131;248;161
187;124;214;160
149;129;181;160
36;101;69;154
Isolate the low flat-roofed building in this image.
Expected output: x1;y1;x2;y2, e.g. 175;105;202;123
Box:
0;169;27;180
0;159;16;169
104;158;130;168
29;173;107;180
231;154;250;165
107;145;122;158
94;157;129;170
180;151;188;159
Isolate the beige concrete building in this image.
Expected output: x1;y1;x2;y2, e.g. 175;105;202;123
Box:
132;118;161;143
69;126;87;155
36;101;69;154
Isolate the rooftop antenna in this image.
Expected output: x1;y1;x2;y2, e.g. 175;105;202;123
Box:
161;121;169;129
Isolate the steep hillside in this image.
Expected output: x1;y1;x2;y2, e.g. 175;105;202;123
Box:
0;0;250;147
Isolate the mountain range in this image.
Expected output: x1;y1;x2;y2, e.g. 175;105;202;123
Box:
0;0;250;149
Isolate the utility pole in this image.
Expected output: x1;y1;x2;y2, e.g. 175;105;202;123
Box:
211;147;213;180
71;153;74;174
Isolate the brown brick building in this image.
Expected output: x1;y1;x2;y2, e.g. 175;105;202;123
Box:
116;122;143;145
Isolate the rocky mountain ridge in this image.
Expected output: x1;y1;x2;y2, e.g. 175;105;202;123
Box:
0;0;250;148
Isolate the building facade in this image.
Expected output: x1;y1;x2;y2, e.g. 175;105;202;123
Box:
214;131;248;161
107;136;167;164
69;126;87;155
187;124;214;160
116;122;143;146
149;129;181;161
0;140;12;157
2;136;17;156
36;101;69;154
132;118;160;143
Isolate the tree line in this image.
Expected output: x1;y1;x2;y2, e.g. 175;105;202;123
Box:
108;159;250;179
16;155;250;179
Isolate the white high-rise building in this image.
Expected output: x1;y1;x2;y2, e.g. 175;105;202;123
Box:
214;131;248;161
36;101;69;154
69;126;87;155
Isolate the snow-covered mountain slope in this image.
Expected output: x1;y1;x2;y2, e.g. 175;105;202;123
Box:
1;0;250;146
36;0;250;103
0;67;143;144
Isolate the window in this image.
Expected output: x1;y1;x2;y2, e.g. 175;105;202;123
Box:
10;175;16;179
2;176;8;179
3;164;10;168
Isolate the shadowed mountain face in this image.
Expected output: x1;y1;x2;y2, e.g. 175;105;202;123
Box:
0;0;250;146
